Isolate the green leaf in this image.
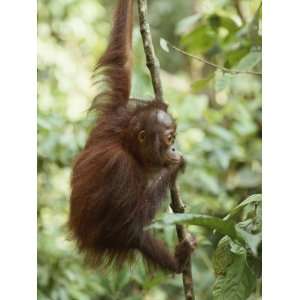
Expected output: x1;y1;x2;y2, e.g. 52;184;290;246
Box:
227;48;251;67
213;252;256;300
153;213;243;243
160;38;170;53
235;226;261;256
224;194;262;221
213;236;234;275
236;52;261;71
191;75;213;93
213;237;256;300
154;212;261;256
182;25;217;53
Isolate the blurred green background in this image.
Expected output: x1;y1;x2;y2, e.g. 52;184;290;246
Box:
38;0;261;299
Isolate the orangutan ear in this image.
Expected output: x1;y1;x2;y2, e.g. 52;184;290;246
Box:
138;130;146;143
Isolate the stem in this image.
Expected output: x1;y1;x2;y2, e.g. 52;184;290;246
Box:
137;1;195;299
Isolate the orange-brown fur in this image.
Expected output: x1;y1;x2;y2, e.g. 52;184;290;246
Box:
69;0;193;273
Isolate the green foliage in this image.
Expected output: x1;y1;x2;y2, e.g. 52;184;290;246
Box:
152;194;262;256
153;195;262;300
212;196;261;300
38;0;261;299
213;251;256;300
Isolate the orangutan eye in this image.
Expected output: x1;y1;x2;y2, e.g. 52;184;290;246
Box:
165;134;174;145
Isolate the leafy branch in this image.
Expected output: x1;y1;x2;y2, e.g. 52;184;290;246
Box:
151;194;262;300
161;39;262;76
137;1;195;299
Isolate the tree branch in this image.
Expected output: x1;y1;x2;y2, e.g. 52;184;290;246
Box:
166;40;262;76
137;1;195;299
137;0;164;101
